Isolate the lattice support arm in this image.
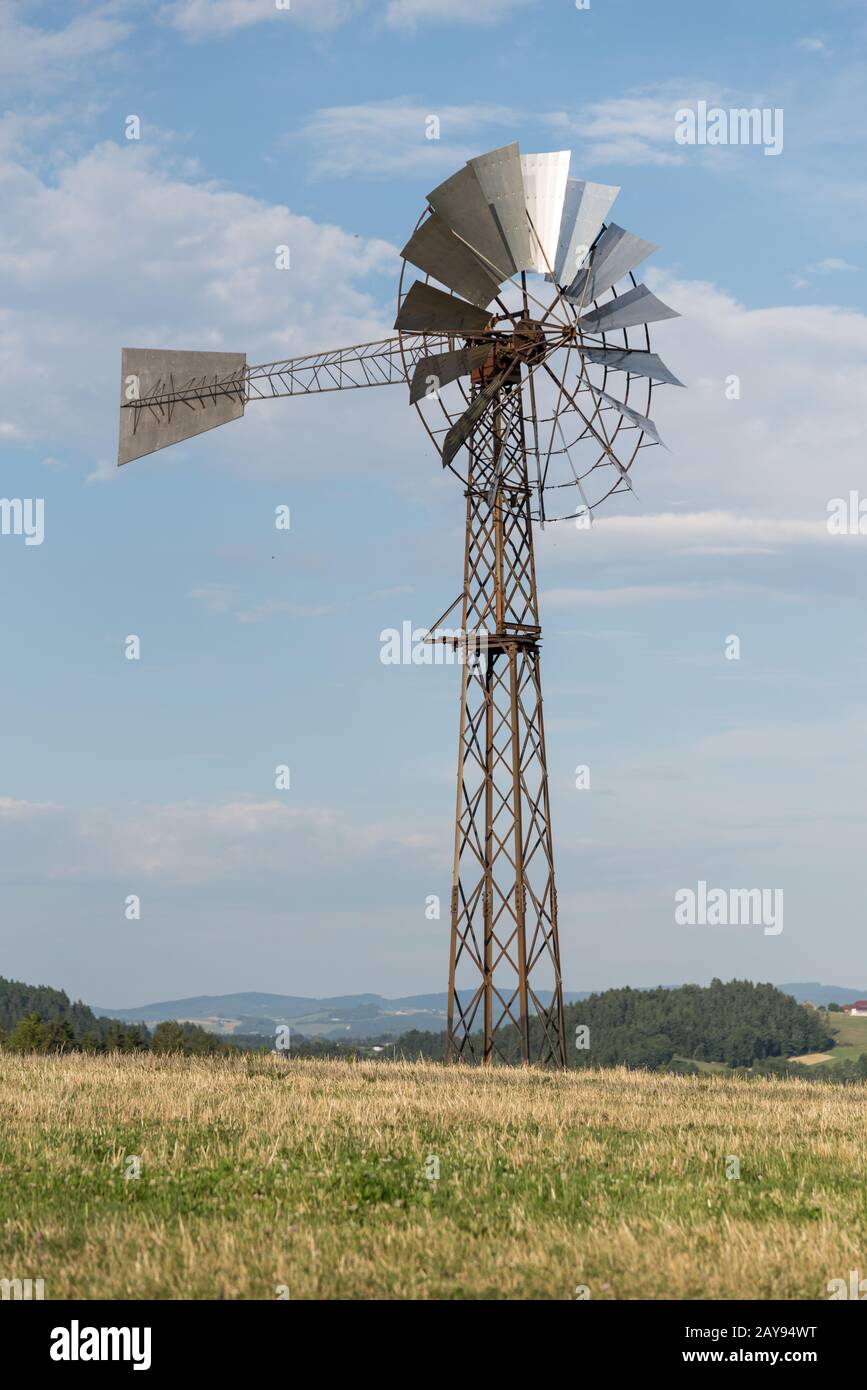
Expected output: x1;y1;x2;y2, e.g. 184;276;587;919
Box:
125;334;449;412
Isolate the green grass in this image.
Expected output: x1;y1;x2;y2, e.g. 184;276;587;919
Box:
672;1055;731;1074
2;1053;867;1299
826;1012;867;1063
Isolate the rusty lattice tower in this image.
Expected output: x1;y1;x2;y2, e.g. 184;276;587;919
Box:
118;141;682;1067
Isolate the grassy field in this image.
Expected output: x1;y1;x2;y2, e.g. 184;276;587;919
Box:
826;1012;867;1063
790;1014;867;1066
1;1052;866;1300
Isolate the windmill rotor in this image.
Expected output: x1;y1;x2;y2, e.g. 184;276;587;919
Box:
116;140;684;1068
394;141;682;521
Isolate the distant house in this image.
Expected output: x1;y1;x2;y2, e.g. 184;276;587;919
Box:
844;1001;867;1016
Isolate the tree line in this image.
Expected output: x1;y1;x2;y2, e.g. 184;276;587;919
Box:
0;978;227;1054
0;974;856;1074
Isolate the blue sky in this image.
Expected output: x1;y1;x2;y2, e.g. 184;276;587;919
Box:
1;0;866;1008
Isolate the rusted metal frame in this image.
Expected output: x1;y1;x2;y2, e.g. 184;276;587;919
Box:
126;334;448;414
511;695;552;978
450;982;485;1059
458;779;487;865
514;673;559;976
502;529;535;623
487;921;523;981
538;339;582;496
500;686;551;1025
514;683;550;854
541;360;633;490
521;273;546;523
527;981;564;1062
449;367;565;1065
455;917;485;978
442;209;568;329
449;420;491;1062
528;647;566;1065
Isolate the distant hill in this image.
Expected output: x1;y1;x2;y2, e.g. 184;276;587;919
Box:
93;985;867;1041
250;980;840;1071
779;983;867;1006
565;980;834;1070
0;976;147;1049
93;990;588;1039
6;974;865;1072
0;976;231;1055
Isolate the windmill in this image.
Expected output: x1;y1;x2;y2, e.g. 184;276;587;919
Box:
118;142;682;1068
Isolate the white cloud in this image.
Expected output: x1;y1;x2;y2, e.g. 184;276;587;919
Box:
296;99;517;178
3;133;866;538
812;257;861;273
0;140;402;467
162;0;364;38
384;0;534;27
189;582;237;613
541;512;831;566
615;270;867;519
236;599;336;623
0;1;129;85
0;794;436;885
544;583;707;608
546;87;719;168
793;256;862;289
189;585;334;621
163;0;533;38
797;37;827;53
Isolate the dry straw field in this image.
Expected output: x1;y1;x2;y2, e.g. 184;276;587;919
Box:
1;1053;865;1299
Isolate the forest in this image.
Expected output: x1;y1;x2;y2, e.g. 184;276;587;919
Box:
0;975;845;1073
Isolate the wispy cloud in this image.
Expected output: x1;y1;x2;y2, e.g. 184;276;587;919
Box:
189;583;237;614
384;0;535;28
0;140;399;462
162;0;534;39
0;795;436;885
236;599;335;623
811;257;861;273
189;586;335;623
541;513;832;564
0;0;129;86
542;581;757;608
546;86;719;168
161;0;364;39
295;99;517;178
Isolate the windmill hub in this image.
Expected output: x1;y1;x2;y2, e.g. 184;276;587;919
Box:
117;140;683;1068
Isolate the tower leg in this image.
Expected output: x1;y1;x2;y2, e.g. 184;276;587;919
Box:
446;383;566;1067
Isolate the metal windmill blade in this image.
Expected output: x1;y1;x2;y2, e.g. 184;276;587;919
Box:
520;150;571;273
426;164;516;280
118;348;246;466
400;212;503;308
577;283;680;334
409;345;492;405
551;178;620;285
581;346;686;387
597;388;668;448
117;139;685;1072
394;281;494;334
566;222;658;304
468;142;535;272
